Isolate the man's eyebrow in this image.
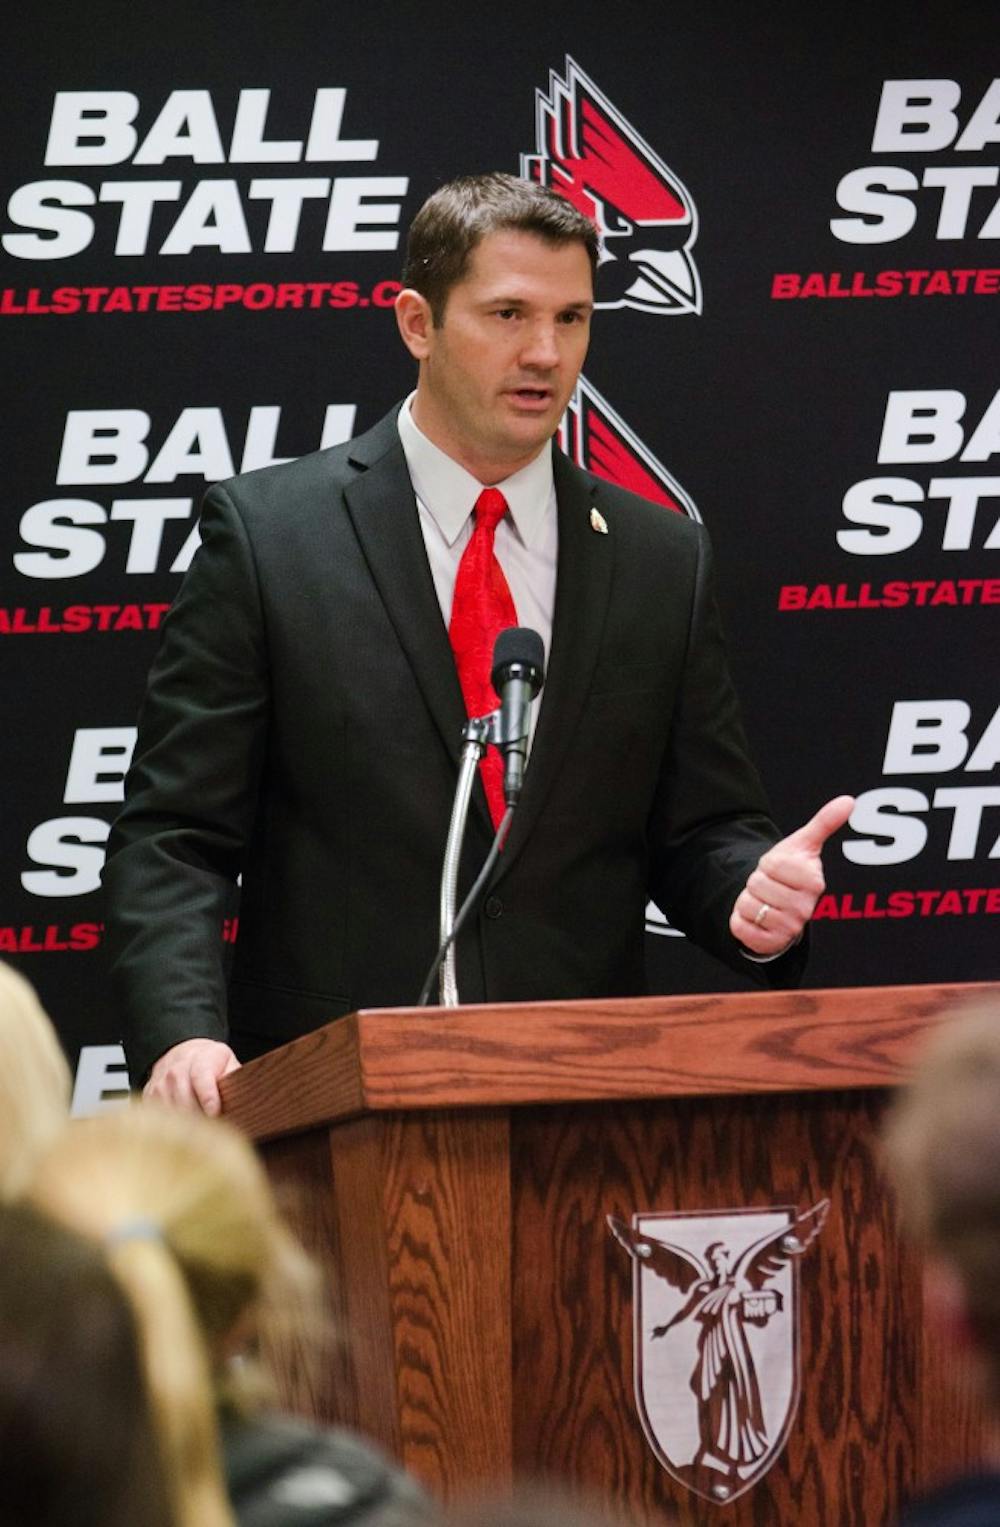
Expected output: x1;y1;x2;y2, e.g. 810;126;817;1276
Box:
479;295;595;310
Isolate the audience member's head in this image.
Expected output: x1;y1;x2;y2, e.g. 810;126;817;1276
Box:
0;961;71;1200
884;1001;1000;1408
0;1201;173;1527
28;1103;321;1527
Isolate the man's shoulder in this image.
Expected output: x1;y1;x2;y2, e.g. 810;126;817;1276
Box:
556;451;706;552
210;405;403;519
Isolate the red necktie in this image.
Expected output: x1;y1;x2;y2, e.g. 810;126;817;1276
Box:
449;488;518;828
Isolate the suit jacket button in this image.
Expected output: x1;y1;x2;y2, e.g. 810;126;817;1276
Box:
484;895;503;919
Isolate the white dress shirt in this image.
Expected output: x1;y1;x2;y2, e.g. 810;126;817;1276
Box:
397;394;558;659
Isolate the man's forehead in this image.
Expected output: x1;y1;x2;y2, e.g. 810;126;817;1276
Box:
461;227;593;290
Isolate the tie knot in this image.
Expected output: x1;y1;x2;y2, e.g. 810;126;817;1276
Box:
473;487;509;533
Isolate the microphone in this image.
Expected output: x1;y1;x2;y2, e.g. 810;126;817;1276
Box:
491;627;545;807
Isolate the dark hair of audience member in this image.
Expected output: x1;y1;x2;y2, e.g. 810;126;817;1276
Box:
884;1000;1000;1407
0;1201;173;1527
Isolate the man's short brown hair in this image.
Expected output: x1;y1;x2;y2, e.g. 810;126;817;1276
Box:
401;172;599;325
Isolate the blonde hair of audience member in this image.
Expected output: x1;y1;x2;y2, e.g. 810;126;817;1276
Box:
884;1001;1000;1409
0;960;71;1200
28;1103;323;1527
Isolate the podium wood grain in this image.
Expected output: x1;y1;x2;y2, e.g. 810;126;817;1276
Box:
223;983;997;1524
508;1092;922;1526
224;982;997;1141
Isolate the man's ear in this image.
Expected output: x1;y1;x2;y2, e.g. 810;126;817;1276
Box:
923;1256;978;1353
395;287;435;359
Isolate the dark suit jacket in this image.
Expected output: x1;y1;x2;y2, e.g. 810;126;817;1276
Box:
105;407;804;1084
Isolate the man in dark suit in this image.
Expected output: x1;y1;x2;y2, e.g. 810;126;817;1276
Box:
105;173;853;1112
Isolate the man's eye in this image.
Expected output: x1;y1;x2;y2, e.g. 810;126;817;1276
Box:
495;308;518;319
559;310;585;324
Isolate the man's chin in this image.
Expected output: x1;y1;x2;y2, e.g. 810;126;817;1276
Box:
499;428;556;467
499;409;559;450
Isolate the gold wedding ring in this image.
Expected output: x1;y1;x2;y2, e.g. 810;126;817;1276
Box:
754;902;771;927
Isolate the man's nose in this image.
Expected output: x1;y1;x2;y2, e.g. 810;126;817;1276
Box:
519;323;560;369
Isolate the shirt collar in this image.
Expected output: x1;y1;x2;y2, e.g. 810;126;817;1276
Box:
397;393;554;549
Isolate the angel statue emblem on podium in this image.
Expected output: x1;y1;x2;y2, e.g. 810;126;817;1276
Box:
609;1200;829;1505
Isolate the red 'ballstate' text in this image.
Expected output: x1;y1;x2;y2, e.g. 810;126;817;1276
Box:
778;580;1000;610
815;888;1000;919
771;269;1000;299
0;280;401;316
0;919;239;952
0;604;170;634
0;923;102;953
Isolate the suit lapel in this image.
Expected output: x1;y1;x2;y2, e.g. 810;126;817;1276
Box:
342;413;473;781
496;450;615;874
343;418;615;857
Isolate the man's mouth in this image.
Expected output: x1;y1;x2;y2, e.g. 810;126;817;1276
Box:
506;385;554;407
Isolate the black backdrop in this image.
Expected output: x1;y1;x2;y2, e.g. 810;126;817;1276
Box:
2;0;996;1110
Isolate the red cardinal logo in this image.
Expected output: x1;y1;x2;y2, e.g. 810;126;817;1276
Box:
559;376;701;521
522;57;702;315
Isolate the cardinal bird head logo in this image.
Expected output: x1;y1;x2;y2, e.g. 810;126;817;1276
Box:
521;57;702;316
559;375;701;521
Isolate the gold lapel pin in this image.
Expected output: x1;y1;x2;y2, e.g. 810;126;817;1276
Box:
590;507;609;535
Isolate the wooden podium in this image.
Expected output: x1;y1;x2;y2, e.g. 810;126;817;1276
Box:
223;982;996;1526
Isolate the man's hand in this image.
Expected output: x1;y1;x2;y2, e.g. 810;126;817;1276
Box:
143;1038;241;1115
730;794;856;957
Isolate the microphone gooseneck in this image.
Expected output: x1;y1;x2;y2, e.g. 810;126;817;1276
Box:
419;627;546;1008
